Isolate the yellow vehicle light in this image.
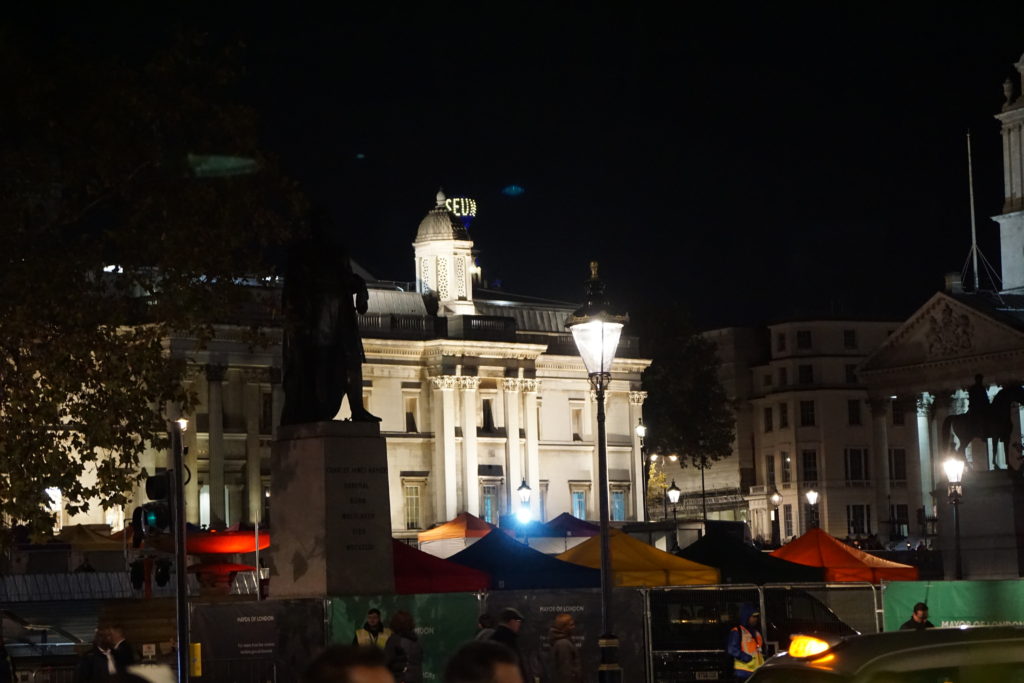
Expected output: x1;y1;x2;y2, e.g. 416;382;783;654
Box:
789;635;831;658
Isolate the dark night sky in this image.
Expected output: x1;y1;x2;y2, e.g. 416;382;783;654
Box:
17;4;1024;328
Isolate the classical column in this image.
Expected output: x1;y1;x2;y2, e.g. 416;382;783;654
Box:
244;371;263;525
459;376;481;516
270;368;284;440
629;391;648;521
431;376;459;522
522;379;542;519
502;378;522;514
930;393;952;500
181;367;202;525
916;393;935;513
206;365;227;529
870;399;891;537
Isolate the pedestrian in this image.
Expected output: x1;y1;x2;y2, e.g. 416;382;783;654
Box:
0;634;15;683
899;602;935;631
489;608;529;682
384;610;422;683
726;604;764;680
303;645;393;683
475;614;496;641
444;640;523;683
75;628;113;683
353;609;393;649
105;624;137;673
546;614;581;683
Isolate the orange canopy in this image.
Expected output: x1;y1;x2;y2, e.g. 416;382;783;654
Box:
770;528;918;583
417;512;495;543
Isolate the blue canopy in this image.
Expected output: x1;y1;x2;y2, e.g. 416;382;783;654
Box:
448;526;600;590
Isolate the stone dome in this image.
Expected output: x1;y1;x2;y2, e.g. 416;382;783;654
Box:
415;190;470;242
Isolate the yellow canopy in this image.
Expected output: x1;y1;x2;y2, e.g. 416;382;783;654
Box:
56;525;124;552
556;530;720;586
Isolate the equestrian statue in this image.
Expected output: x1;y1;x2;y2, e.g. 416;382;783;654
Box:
943;374;1024;468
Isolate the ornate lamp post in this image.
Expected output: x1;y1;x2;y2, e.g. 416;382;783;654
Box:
805;489;819;530
667;480;681;550
516;479;532;524
769;489;783;547
172;417;190;682
567;261;626;683
636;419;648;520
943;457;965;580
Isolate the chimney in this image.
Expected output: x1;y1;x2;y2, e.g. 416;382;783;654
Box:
945;272;964;294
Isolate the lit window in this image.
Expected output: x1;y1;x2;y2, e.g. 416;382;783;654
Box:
404;485;421;530
611;491;626;522
482;484;498;524
572;490;587;519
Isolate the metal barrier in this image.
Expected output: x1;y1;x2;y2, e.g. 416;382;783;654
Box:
27;666;76;683
0;571;262;601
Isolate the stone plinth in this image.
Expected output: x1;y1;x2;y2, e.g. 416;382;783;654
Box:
269;421;395;597
937;469;1024;579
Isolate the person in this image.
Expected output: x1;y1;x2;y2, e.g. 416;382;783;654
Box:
75;628;113;682
474;614;496;641
75;555;97;572
726;604;764;680
444;640;523;683
899;602;935;630
0;634;15;683
105;624;136;673
353;609;393;649
303;645;393;683
546;614;581;683
383;611;422;683
489;608;529;682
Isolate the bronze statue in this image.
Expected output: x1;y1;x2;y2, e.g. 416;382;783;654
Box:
280;211;380;425
943;375;1024;468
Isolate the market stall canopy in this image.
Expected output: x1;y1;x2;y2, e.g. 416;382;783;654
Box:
56;525;123;552
448;527;600;589
392;539;491;594
557;530;720;586
770;528;919;583
417;512;496;558
677;533;824;584
543;512;600;537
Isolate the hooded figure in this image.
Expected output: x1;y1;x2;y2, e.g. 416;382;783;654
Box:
547;613;582;683
726;603;764;680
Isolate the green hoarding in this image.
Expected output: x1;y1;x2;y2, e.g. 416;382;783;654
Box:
329;592;480;680
883;580;1024;630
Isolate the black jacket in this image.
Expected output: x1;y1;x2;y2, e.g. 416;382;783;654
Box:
491;625;530;681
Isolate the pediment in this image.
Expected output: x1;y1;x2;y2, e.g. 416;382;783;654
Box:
861;293;1024;378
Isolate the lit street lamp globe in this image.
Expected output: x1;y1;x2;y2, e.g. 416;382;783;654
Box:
805;489;819;506
667;480;681;505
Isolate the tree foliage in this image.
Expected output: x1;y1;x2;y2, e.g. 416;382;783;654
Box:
0;32;302;538
635;305;735;470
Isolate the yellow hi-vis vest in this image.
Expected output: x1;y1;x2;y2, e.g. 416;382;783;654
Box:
356;627;392;648
732;626;764;673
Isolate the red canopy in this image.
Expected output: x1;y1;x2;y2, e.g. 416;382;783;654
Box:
392;539;491;594
770;528;918;583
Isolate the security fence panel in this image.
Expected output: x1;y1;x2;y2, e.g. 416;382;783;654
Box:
328;592;480;681
882;579;1024;630
648;585;761;683
190;598;325;683
481;588;648;683
763;582;878;644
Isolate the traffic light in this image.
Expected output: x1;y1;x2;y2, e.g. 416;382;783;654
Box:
131;471;173;547
154;558;171;587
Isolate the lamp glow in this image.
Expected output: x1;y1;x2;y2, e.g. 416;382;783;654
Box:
635;420;647;439
769;491;783;508
516;507;533;524
517;479;532;505
944;457;965;484
805;489;819;506
667;480;681;504
176;417;189;432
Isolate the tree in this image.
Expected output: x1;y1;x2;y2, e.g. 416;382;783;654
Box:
0;32;302;539
634;305;735;470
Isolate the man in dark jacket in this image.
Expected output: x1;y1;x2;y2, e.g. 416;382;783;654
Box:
726;604;764;680
490;608;529;682
899;602;935;631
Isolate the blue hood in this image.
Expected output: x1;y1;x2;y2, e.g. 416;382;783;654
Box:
739;603;759;629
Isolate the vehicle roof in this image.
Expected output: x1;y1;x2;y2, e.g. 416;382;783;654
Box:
761;627;1024;677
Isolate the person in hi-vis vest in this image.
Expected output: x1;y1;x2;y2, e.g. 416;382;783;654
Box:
353;608;393;649
726;604;764;680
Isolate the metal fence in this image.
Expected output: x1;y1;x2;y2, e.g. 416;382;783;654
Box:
0;571;259;601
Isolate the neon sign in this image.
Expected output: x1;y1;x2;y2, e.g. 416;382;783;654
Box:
445;197;478;218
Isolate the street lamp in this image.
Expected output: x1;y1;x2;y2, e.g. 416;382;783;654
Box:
943;456;965;580
805;489;819;530
636;419;649;521
667;480;681;551
516;479;533;524
769;489;783;547
171;417;190;682
568;261;626;683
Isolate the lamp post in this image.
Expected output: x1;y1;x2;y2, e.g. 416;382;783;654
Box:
636;419;649;521
568;261;626;683
667;480;681;550
172;417;190;682
769;489;783;547
805;489;819;530
943;457;965;580
516;479;533;525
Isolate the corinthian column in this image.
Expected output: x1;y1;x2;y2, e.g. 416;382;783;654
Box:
460;376;481;516
629;391;648;521
870;399;891;537
502;378;522;514
522;379;542;519
206;364;227;529
431;375;459;522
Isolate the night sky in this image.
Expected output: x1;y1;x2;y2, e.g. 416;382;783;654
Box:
18;5;1024;328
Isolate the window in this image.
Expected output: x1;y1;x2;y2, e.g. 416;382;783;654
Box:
765;454;776;488
798;364;814;384
797;330;812;349
482;484;499;524
482;398;497;433
570;403;584;441
847;399;862;426
572;490;587;519
844;448;870;485
763;406;773;432
776;333;786;352
405;396;419;432
404;484;422;530
889;448;907;485
259;391;274;435
611;490;626;522
846;504;871;535
845;364;858;384
802;502;816;534
781;452;792;485
783;504;793;538
799;400;815;426
889;503;909;538
843;329;857;349
892;401;905;426
778;367;789;387
778;402;789;428
764;373;773;388
802;450;818;483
